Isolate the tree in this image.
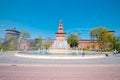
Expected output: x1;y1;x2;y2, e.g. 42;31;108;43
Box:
67;34;79;48
19;30;30;49
0;46;8;51
89;27;112;51
3;36;18;50
109;36;120;51
42;38;53;49
20;30;30;40
9;37;16;50
35;35;42;49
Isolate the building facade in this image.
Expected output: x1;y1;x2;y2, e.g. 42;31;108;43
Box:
5;28;20;41
4;28;21;50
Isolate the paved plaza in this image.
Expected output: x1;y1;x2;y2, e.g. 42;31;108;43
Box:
0;51;120;80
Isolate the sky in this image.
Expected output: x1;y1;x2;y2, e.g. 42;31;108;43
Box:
0;0;120;39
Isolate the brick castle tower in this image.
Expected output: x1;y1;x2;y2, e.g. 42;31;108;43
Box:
53;20;68;49
55;20;66;41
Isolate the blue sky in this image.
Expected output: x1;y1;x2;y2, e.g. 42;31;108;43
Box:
0;0;120;39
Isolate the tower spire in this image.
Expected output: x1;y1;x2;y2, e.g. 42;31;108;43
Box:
58;20;64;33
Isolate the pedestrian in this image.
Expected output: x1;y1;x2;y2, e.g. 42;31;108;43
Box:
82;50;85;57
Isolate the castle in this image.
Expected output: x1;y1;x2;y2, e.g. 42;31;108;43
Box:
4;20;114;50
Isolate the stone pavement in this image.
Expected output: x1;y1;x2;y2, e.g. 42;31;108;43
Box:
0;51;120;80
0;65;120;80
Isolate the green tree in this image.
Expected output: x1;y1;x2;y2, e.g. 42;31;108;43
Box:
35;35;42;49
42;38;53;49
109;36;120;51
4;37;18;50
0;46;8;51
89;27;112;51
67;34;79;48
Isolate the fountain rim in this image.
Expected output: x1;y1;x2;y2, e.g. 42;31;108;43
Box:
15;51;105;60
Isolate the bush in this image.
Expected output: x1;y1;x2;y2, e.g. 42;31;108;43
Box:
0;46;8;51
83;47;89;51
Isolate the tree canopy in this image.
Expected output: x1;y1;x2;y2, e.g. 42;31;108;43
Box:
109;36;120;51
35;35;42;49
20;30;30;40
67;34;79;48
89;27;113;51
3;35;19;50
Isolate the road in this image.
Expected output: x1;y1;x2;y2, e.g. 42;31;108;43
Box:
0;65;120;80
0;51;120;80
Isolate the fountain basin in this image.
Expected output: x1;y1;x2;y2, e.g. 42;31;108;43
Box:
47;49;78;54
15;51;105;59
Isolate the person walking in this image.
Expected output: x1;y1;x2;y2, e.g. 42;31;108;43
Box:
82;50;85;57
